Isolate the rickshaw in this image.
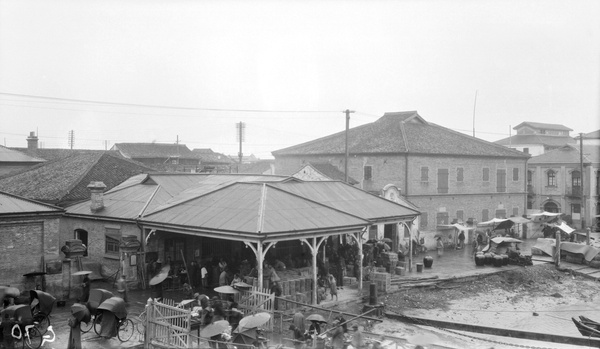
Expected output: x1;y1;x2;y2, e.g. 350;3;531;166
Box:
80;288;114;334
29;290;56;335
0;304;43;349
95;296;135;342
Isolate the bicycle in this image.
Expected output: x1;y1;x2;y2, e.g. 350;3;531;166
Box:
11;323;43;349
132;307;148;343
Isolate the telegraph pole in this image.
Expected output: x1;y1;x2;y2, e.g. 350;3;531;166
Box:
236;122;246;164
344;109;355;183
68;130;74;149
579;133;585;229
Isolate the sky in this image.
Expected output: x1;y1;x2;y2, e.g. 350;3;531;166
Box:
1;0;599;159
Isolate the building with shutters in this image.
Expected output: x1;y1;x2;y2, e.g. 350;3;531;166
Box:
272;111;530;248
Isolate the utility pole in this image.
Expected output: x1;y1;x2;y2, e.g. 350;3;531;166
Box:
344;109;354;183
472;90;478;137
68;130;74;149
579;133;585;229
236;122;246;164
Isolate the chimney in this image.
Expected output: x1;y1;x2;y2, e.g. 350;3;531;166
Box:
87;181;107;213
27;131;39;150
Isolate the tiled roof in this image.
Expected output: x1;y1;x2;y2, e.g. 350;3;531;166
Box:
495;134;576;147
9;148;107;162
235;160;275;174
191;148;234;164
0;152;156;205
0;191;63;215
529;145;600;165
113;143;195;159
293;163;359;185
273;111;528;158
0;146;45;162
513;122;573;131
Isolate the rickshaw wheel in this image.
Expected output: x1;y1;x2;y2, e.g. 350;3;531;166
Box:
117;319;135;342
25;326;43;349
80;317;94;333
93;313;104;335
33;314;49;335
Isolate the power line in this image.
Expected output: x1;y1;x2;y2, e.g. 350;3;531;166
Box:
0;92;342;114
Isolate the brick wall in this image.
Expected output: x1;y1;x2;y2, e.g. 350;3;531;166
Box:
0;216;61;292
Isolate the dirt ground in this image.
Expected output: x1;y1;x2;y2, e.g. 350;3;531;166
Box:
336;264;600;349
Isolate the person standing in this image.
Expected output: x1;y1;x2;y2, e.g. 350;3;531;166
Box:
81;275;90;303
436;237;444;258
328;274;338;301
201;263;208;290
116;275;128;303
329;320;345;349
458;231;465;250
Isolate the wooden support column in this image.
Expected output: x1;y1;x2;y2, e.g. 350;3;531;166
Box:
300;237;327;305
347;227;367;296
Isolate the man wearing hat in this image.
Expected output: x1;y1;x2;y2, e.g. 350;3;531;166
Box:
351;323;365;349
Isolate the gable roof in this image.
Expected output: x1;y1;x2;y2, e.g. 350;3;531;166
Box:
0;191;63;215
0;146;45;163
273;111;528;158
191;148;234;164
513;122;573;132
0;152;156;205
112;143;196;159
529;144;600;165
577;130;600;140
495;134;576;147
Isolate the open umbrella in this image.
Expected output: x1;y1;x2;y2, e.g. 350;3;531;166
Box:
0;286;20;298
232;328;258;345
235;312;271;333
306;314;327;323
232;281;252;289
200;320;230;338
71;303;91;323
72;271;93;276
149;265;170;286
214;286;239;294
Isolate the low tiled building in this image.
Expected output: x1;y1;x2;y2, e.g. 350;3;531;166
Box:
494;121;575;156
112;142;199;172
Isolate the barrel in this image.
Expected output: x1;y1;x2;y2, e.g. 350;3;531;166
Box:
484;253;493;265
475;254;486;266
423;256;433;268
493;255;503;267
416;263;424;272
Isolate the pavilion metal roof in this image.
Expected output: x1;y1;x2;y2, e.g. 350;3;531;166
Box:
65;173;419;242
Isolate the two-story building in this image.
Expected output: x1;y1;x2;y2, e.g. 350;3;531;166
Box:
494;121;575;156
272;111;530;248
527;144;600;229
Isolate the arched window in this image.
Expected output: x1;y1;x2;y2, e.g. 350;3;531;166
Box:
544;201;559;213
547;170;556;187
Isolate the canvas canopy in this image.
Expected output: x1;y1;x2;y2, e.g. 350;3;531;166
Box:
478;218;514;231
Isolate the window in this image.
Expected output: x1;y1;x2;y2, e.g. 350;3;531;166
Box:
457;168;464;182
571;204;581;214
456;210;464;222
420;212;428;229
436;211;449;225
165;238;185;263
547;170;556;186
105;227;120;255
513;168;519;181
437;169;449;194
527;201;533;210
482;209;489;222
483;168;490;182
527;170;533;185
364;166;373;181
421;167;429;181
512;207;519;217
105;235;119;255
572;170;581;187
495;209;506;219
523;148;529;154
74;229;89;257
497;169;506;192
